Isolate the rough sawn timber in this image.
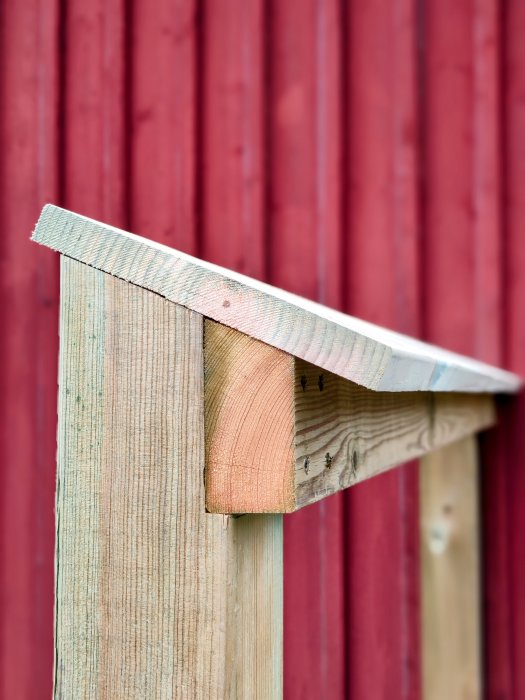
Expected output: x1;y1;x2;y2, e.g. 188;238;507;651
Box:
55;257;282;699
204;321;496;513
420;437;482;700
33;205;520;394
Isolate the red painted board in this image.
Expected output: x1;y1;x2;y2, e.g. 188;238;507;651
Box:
344;1;421;699
483;1;525;697
284;497;346;698
64;0;126;226
472;0;503;366
268;1;346;697
0;1;60;698
504;0;525;689
346;0;420;334
481;416;514;699
483;396;525;700
131;0;198;254
423;0;476;356
504;399;525;700
202;0;265;278
505;0;525;381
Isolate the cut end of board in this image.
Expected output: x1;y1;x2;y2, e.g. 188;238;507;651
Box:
204;321;296;513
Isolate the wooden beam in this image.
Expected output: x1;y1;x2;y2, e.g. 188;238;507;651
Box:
204;321;496;513
294;359;494;509
205;321;295;513
32;205;520;394
420;436;482;700
55;257;282;698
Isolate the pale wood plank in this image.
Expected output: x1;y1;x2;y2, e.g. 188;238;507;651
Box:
55;257;282;699
33;205;521;394
295;359;495;509
204;322;496;513
225;515;283;699
420;437;482;700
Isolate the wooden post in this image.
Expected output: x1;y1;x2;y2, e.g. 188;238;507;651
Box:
55;257;282;698
420;437;482;700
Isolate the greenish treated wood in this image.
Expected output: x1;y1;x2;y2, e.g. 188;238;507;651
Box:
420;437;481;700
55;256;282;699
33;205;521;394
225;515;283;698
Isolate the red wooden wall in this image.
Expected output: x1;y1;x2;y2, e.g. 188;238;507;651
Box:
1;1;524;697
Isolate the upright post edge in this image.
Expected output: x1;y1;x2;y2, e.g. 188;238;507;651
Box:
420;436;483;700
55;256;283;699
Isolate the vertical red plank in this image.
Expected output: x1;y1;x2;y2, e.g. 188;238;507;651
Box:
505;0;525;379
64;0;126;226
504;399;525;700
202;0;265;278
0;1;60;697
346;0;420;334
269;0;316;299
506;0;525;678
423;0;475;356
499;0;525;697
269;1;346;697
472;0;503;366
131;0;197;253
344;1;421;698
423;4;477;694
468;0;514;697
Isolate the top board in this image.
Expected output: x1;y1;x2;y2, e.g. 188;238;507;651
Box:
32;205;521;394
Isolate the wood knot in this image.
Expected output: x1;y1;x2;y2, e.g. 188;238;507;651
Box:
350;449;358;480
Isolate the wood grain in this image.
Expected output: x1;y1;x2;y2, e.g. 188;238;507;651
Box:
225;514;283;699
420;437;482;700
32;205;521;394
204;323;496;513
204;320;295;513
55;257;282;699
295;359;495;509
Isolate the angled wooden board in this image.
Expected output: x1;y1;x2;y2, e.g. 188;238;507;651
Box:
32;205;521;394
